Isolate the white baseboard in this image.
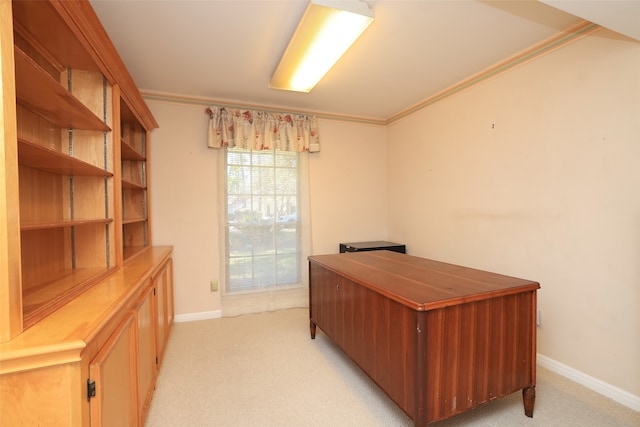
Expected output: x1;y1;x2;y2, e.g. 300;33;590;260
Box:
174;310;222;323
537;353;640;412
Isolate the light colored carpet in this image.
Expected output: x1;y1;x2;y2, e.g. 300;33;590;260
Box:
145;308;639;426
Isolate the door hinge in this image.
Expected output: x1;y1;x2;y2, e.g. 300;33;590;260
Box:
87;379;96;401
155;356;159;365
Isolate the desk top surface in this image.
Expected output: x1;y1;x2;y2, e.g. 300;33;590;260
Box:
309;251;540;310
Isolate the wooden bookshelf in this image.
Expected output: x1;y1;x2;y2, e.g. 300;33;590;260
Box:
1;1;166;425
121;138;145;161
20;218;113;231
22;266;113;326
121;99;150;260
14;47;111;132
18;137;113;176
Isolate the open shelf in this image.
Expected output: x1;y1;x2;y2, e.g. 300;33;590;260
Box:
14;37;116;331
20;220;115;328
123;218;147;225
22;267;114;328
21;218;113;231
122;179;145;190
1;3;161;386
120;96;150;261
18;137;113;177
14;46;111;132
123;221;148;255
123;246;149;261
121;139;145;161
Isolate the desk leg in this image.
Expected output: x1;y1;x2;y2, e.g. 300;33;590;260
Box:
310;320;317;339
523;386;535;417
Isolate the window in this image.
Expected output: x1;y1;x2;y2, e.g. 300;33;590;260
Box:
225;147;300;293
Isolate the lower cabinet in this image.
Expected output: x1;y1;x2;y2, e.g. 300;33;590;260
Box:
135;256;174;425
136;285;156;425
0;246;174;426
89;314;138;426
154;257;174;367
155;265;168;366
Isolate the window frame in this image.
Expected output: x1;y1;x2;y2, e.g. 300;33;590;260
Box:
224;147;302;294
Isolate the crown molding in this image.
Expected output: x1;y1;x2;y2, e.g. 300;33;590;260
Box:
141;91;387;126
386;21;601;125
143;21;601;128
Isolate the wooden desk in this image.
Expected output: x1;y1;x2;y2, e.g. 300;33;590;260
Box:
308;251;540;426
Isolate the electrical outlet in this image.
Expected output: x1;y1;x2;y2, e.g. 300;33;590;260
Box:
210;280;218;292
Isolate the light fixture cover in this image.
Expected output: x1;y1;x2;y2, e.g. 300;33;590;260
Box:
269;0;374;93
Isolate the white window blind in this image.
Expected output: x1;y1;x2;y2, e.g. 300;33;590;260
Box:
225;147;300;292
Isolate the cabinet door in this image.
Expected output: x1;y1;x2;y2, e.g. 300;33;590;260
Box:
89;314;138;426
310;263;342;342
165;258;174;328
135;285;156;425
153;262;168;365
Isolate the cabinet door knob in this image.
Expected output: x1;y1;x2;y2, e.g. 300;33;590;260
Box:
336;284;340;291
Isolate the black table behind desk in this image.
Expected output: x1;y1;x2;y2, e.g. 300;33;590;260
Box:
339;240;406;254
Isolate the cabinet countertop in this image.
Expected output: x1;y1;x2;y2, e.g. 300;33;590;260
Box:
0;246;173;372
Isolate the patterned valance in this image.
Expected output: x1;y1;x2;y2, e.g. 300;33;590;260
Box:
206;106;320;152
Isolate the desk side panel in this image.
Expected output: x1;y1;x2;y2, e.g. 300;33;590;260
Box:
309;262;417;418
423;290;536;423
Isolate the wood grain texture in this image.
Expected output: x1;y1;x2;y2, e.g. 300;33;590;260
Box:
153;259;171;366
0;247;172;368
0;247;173;426
2;0;160;360
14;47;110;131
11;0;157;130
135;285;156;425
16;105;63;151
89;313;138;426
0;362;81;424
422;292;536;421
144;130;153;249
309;251;540;426
52;0;159;130
18;137;112;176
310;251;539;310
0;0;23;343
121;103;150;260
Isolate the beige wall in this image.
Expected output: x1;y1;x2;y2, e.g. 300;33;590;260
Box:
148;102;221;315
148;101;388;315
148;27;638;401
387;28;640;396
308;119;389;254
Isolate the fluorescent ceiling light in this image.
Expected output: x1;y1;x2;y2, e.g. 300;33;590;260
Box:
269;0;374;93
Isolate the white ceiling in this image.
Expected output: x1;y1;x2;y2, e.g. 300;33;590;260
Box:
89;0;639;122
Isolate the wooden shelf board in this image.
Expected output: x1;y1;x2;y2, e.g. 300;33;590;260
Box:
22;267;114;328
121;179;145;190
18;138;112;177
12;1;101;74
122;218;147;225
121;140;145;161
21;218;113;231
123;246;148;261
14;46;111;132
